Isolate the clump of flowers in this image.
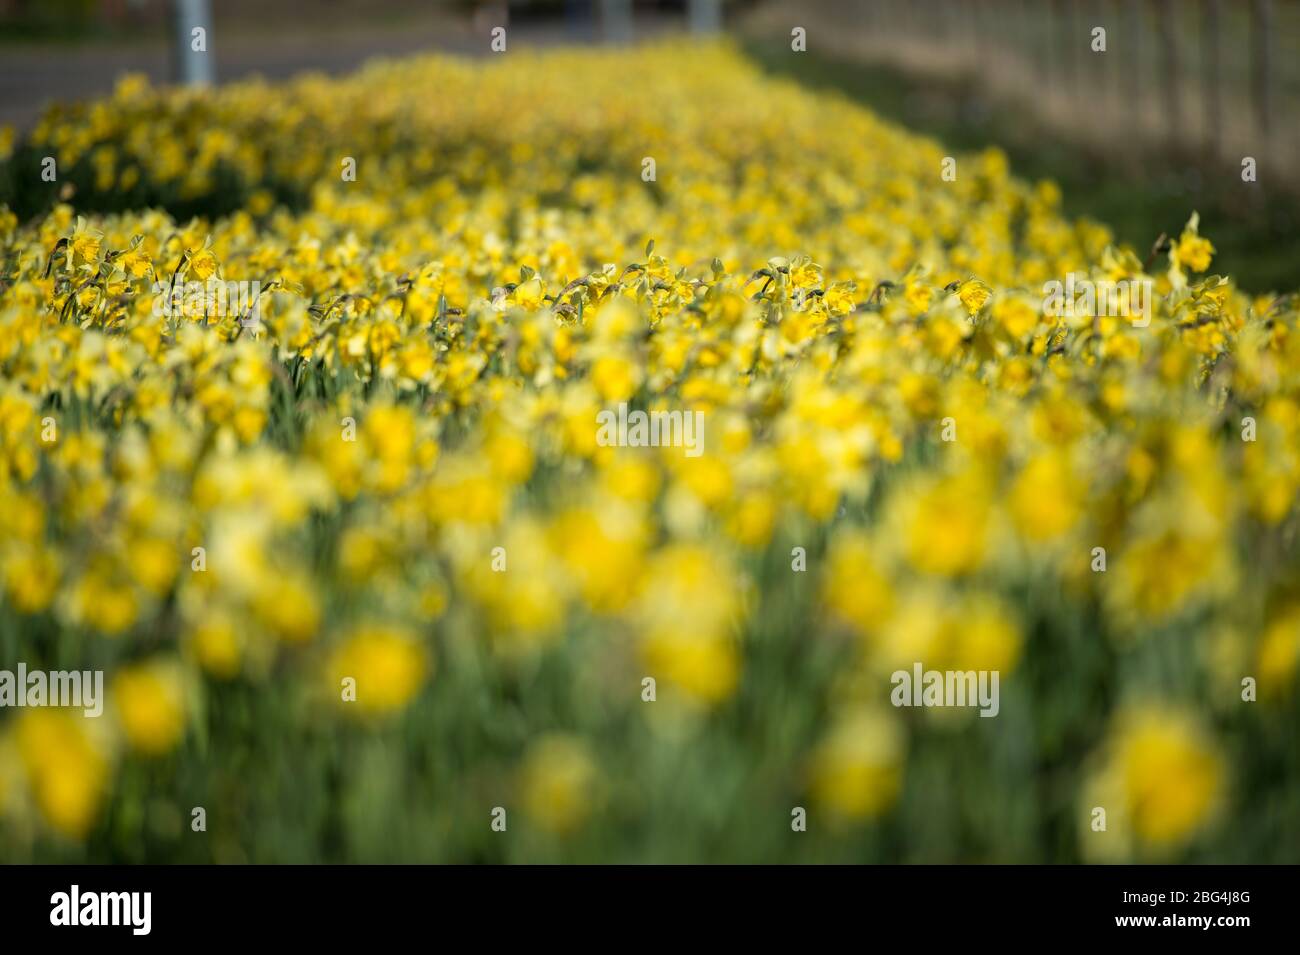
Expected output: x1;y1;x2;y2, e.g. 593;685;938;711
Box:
0;41;1296;862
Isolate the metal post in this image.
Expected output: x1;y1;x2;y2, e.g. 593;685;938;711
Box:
689;0;722;35
172;0;214;87
600;0;633;44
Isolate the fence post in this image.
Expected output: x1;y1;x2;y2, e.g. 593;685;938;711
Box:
1202;0;1221;156
1018;0;1032;85
1251;0;1273;138
1123;0;1142;128
1040;0;1060;97
1155;0;1182;143
1066;0;1081;104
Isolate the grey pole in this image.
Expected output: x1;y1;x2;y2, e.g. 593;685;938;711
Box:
689;0;722;34
172;0;215;87
600;0;633;44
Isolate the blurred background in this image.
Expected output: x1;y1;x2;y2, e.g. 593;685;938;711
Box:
2;0;1297;289
2;1;1300;289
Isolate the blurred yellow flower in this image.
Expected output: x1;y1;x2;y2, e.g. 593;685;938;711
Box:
328;623;428;717
188;609;243;679
822;530;894;639
1258;606;1300;697
1085;706;1223;856
808;707;905;820
900;471;992;577
114;659;187;756
956;278;992;315
519;734;599;836
16;709;111;838
1175;229;1214;274
634;543;743;703
1009;451;1084;543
